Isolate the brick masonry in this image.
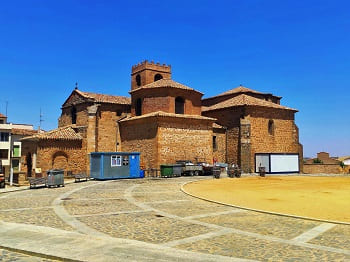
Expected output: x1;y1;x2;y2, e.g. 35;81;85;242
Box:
22;61;303;177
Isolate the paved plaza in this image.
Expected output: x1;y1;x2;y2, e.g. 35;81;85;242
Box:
0;176;349;261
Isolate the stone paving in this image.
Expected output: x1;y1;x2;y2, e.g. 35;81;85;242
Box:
0;176;350;261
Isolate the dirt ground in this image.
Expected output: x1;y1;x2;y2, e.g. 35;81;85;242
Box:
183;176;350;223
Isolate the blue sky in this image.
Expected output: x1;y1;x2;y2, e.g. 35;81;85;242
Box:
0;0;349;157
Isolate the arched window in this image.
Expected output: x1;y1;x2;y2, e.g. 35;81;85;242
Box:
154;74;163;81
71;106;77;124
136;74;141;87
175;97;185;114
135;98;142;116
268;120;274;135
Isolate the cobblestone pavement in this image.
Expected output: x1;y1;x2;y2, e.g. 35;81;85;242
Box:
1;176;350;261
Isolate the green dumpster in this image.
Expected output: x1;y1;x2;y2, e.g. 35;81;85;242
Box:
160;165;173;178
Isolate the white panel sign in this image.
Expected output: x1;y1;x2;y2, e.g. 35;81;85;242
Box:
255;155;270;172
270;154;299;173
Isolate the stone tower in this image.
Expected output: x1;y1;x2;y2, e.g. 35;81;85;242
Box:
131;60;171;90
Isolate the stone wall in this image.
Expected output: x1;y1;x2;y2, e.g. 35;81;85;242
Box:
21;139;86;177
119;119;158;169
303;164;341;174
157;118;213;166
131;88;202;116
247;107;302;172
131;61;171;90
213;128;226;164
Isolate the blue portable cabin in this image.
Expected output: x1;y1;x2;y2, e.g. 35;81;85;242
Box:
90;152;142;180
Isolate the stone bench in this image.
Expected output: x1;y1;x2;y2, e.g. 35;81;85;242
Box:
28;177;47;189
74;173;89;183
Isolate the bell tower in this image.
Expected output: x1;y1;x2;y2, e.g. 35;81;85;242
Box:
131;60;171;90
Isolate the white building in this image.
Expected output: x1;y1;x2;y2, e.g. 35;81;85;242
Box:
0;114;36;177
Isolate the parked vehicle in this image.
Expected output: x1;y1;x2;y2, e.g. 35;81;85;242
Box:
176;160;203;176
0;162;5;188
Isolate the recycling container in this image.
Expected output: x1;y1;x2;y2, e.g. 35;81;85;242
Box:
160;165;173;178
47;169;64;187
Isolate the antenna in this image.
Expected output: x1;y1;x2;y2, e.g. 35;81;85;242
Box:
5;101;8;117
39;108;44;131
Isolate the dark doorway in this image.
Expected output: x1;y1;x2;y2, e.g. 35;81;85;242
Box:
135;98;142;116
26;153;32;177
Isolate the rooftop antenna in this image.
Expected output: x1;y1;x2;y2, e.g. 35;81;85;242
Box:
5;101;8;118
39;108;44;131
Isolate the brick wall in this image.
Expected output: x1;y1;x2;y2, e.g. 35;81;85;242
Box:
213;128;226;163
21;139;86;177
303;164;341;174
131;61;171;90
157;118;213;166
119;119;158;169
131;88;202;116
247;107;302;172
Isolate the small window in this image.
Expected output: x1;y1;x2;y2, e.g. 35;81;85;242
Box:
111;155;122;167
154;74;163;81
268;120;274;135
175;97;185;114
0;149;8;159
13;145;20;157
136;74;141;86
213;136;217;151
0;132;9;142
122;155;129;166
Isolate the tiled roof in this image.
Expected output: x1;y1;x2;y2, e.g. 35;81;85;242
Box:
11;128;39;136
202;94;297;112
21;125;82;141
205;85;280;99
119;111;216;122
0;113;6;118
213;123;225;129
75;90;131;105
130;79;203;94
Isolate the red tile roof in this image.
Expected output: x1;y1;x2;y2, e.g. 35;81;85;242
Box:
75;90;131;105
0;113;6;118
202;94;297;112
205;85;281;99
130;79;203;94
119;111;215;122
21;125;82;141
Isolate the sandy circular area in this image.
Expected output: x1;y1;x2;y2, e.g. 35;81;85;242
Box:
183;176;350;223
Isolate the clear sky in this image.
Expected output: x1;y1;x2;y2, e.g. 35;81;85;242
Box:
0;0;349;157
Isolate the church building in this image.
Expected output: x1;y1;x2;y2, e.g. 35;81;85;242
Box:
21;61;303;176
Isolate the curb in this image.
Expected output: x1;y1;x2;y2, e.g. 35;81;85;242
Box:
0;245;81;262
180;179;350;226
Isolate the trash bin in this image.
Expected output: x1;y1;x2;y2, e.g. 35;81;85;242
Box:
259;166;266;177
47;169;65;187
213;166;221;179
172;164;183;177
160;165;173;178
227;167;234;178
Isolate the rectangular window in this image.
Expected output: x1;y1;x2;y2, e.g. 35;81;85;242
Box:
122;155;129;166
0;149;9;159
13;145;20;157
111;155;122;167
213;136;217;151
0;132;9;142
